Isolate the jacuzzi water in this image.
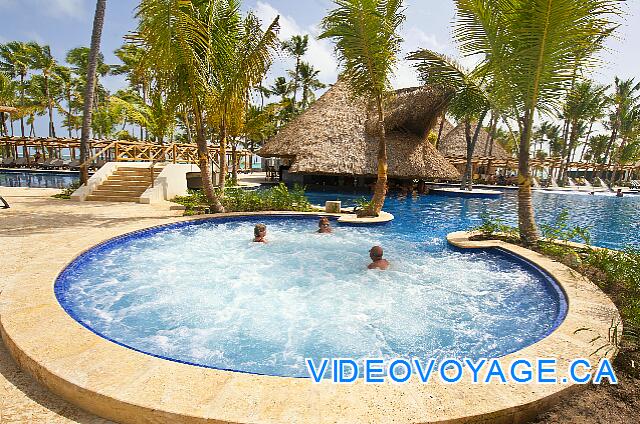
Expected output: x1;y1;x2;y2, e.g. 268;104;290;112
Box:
56;214;566;377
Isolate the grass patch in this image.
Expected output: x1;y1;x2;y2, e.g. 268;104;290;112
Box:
173;183;314;215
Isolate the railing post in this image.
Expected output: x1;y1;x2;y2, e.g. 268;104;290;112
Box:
173;144;177;164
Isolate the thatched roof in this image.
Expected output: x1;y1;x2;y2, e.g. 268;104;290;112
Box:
0;106;18;113
438;121;511;159
259;80;460;180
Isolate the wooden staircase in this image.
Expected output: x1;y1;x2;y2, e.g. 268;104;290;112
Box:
86;166;163;202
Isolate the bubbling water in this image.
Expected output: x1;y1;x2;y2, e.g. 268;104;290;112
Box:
56;216;564;377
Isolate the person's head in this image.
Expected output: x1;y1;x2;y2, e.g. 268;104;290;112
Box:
369;246;384;261
617;189;622;193
319;217;330;228
254;224;267;237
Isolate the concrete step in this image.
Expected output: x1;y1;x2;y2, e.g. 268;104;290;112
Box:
105;177;153;183
113;169;163;174
92;188;148;196
100;181;152;188
116;166;164;171
86;195;140;202
110;173;161;179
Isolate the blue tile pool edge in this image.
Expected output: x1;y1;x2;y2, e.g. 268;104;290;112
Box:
53;214;569;379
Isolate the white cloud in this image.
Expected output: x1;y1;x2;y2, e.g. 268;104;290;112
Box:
254;1;338;85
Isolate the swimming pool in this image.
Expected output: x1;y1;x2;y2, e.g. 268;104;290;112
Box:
56;215;566;377
0;170;79;188
306;189;640;250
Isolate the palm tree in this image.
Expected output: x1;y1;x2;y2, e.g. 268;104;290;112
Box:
112;43;151;139
453;0;622;246
408;49;491;191
0;73;17;137
270;76;293;103
297;61;325;110
0;41;32;138
79;0;107;184
281;34;309;110
29;43;58;137
207;4;280;191
54;65;80;138
320;0;405;216
133;0;224;211
611;103;640;182
560;80;608;181
604;77;640;177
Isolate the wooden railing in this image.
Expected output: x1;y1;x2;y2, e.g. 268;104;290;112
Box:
1;137;255;172
445;155;640;172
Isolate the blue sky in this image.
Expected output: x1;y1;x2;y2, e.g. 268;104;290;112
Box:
1;0;639;135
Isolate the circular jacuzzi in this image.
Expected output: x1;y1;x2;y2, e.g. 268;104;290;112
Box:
55;215;567;378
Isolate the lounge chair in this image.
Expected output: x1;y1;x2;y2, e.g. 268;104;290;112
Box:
44;159;64;169
631;180;640;190
1;157;15;167
13;157;28;168
67;159;81;170
0;196;9;209
38;158;54;169
32;158;45;168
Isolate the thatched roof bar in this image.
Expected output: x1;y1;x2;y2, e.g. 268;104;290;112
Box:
259;80;460;180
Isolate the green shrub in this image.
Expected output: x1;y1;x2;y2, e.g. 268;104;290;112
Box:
540;209;591;245
473;212;518;239
583;247;640;329
52;181;82;200
173;183;313;214
353;197;375;217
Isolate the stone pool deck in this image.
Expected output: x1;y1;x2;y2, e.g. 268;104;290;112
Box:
0;187;187;423
0;188;622;423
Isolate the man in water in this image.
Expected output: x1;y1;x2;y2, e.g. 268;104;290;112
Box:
368;246;389;270
318;217;332;234
616;189;624;198
254;224;268;243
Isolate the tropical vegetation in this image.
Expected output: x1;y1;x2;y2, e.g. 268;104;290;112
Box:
420;0;624;246
173;183;313;215
320;0;405;217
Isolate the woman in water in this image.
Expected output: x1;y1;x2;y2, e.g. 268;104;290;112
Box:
254;224;268;243
317;217;332;234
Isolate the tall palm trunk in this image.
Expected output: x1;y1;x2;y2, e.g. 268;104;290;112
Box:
518;109;539;246
80;0;107;184
44;74;55;137
563;119;579;182
19;72;25;138
579;119;595;162
66;88;73;138
193;105;224;213
292;56;300;110
219;118;228;192
462;109;489;190
461;120;473;190
369;96;388;216
231;142;238;184
436;113;446;148
0;112;6;137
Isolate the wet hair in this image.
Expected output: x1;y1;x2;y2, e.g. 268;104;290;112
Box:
254;224;267;237
370;246;384;259
319;217;330;227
